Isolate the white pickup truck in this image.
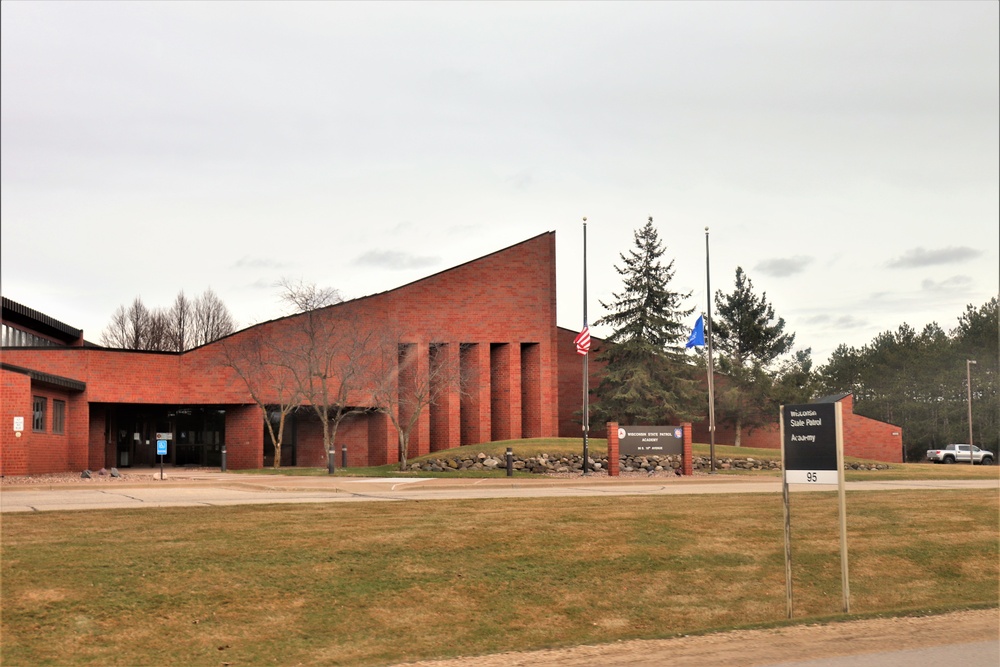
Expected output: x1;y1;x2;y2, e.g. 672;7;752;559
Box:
926;444;994;465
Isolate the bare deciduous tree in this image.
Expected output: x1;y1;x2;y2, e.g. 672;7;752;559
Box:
192;288;236;348
145;309;172;351
101;297;152;349
275;279;375;474
101;289;235;351
368;334;465;471
167;291;193;352
221;329;300;468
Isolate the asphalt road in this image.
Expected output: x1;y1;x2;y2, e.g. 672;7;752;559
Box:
2;473;996;512
763;640;999;667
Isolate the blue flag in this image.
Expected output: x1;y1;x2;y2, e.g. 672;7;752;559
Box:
686;315;705;348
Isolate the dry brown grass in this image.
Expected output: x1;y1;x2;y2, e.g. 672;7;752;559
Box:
1;489;996;666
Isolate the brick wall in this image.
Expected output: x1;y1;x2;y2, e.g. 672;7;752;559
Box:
837;394;903;463
690;394;903;463
557;328;606;438
2;233;563;473
520;343;541;438
225;405;263;470
1;369;31;476
0;374;78;475
691;421;781;449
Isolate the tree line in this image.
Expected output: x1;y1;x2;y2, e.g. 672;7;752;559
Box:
100;289;236;351
589;218;998;460
814;298;998;460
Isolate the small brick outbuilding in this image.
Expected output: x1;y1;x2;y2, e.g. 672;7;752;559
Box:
690;391;903;463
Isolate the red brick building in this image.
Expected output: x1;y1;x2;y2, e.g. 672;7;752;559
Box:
2;233;561;475
690;391;903;462
1;232;904;475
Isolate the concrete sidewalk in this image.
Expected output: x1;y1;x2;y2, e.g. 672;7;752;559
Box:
2;471;996;513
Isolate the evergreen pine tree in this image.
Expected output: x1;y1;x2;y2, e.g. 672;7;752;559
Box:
591;218;698;425
713;267;795;445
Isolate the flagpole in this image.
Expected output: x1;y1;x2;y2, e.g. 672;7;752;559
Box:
705;227;717;474
582;217;590;475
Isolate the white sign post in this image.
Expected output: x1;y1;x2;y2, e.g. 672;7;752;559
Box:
780;402;850;618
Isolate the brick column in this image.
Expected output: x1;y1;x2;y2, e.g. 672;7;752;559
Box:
682;421;693;476
86;403;105;471
0;370;30;476
430;343;462;452
490;343;516;441
412;344;431;458
368;411;396;466
520;343;541;438
461;343;491;445
225;405;264;470
607;421;620;476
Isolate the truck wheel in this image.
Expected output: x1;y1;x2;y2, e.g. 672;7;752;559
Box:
944;456;955;464
982;457;993;466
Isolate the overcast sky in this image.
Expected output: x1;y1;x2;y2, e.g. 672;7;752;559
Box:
2;1;997;364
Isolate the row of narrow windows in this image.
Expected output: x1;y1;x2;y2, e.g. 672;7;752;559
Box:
2;324;58;348
33;395;66;434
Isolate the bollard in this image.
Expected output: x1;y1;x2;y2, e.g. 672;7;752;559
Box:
342;444;348;469
506;447;513;477
221;447;227;472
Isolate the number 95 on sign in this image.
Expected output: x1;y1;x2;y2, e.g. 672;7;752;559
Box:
786;470;837;485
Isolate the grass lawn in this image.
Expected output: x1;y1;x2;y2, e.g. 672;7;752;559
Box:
2;489;997;666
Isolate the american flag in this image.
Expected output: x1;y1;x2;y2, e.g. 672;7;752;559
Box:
574;325;591;355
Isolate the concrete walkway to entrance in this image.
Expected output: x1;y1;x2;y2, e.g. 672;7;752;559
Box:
2;470;996;513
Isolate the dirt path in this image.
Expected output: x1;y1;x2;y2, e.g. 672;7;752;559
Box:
396;608;999;667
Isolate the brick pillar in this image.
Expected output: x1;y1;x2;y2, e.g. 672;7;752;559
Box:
520;343;541;438
490;343;518;441
410;344;431;458
87;403;106;471
225;405;264;470
430;343;462;452
682;422;693;476
104;407;117;469
461;343;491;445
367;411;396;466
397;344;424;459
1;370;30;476
607;421;620;476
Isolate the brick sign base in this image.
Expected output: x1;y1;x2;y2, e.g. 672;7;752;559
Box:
607;422;693;476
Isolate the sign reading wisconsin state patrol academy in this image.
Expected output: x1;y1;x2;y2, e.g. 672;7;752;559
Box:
618;425;683;457
781;403;840;485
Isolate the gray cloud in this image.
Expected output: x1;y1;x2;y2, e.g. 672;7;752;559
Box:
353;250;440;270
507;170;534;191
887;247;981;268
801;314;867;329
921;275;973;291
245;278;277;290
233;257;290;270
754;256;812;278
831;315;869;329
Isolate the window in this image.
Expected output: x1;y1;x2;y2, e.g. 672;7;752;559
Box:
33;396;46;432
53;400;66;434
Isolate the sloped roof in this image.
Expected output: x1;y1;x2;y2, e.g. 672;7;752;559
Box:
2;296;83;344
814;392;852;404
